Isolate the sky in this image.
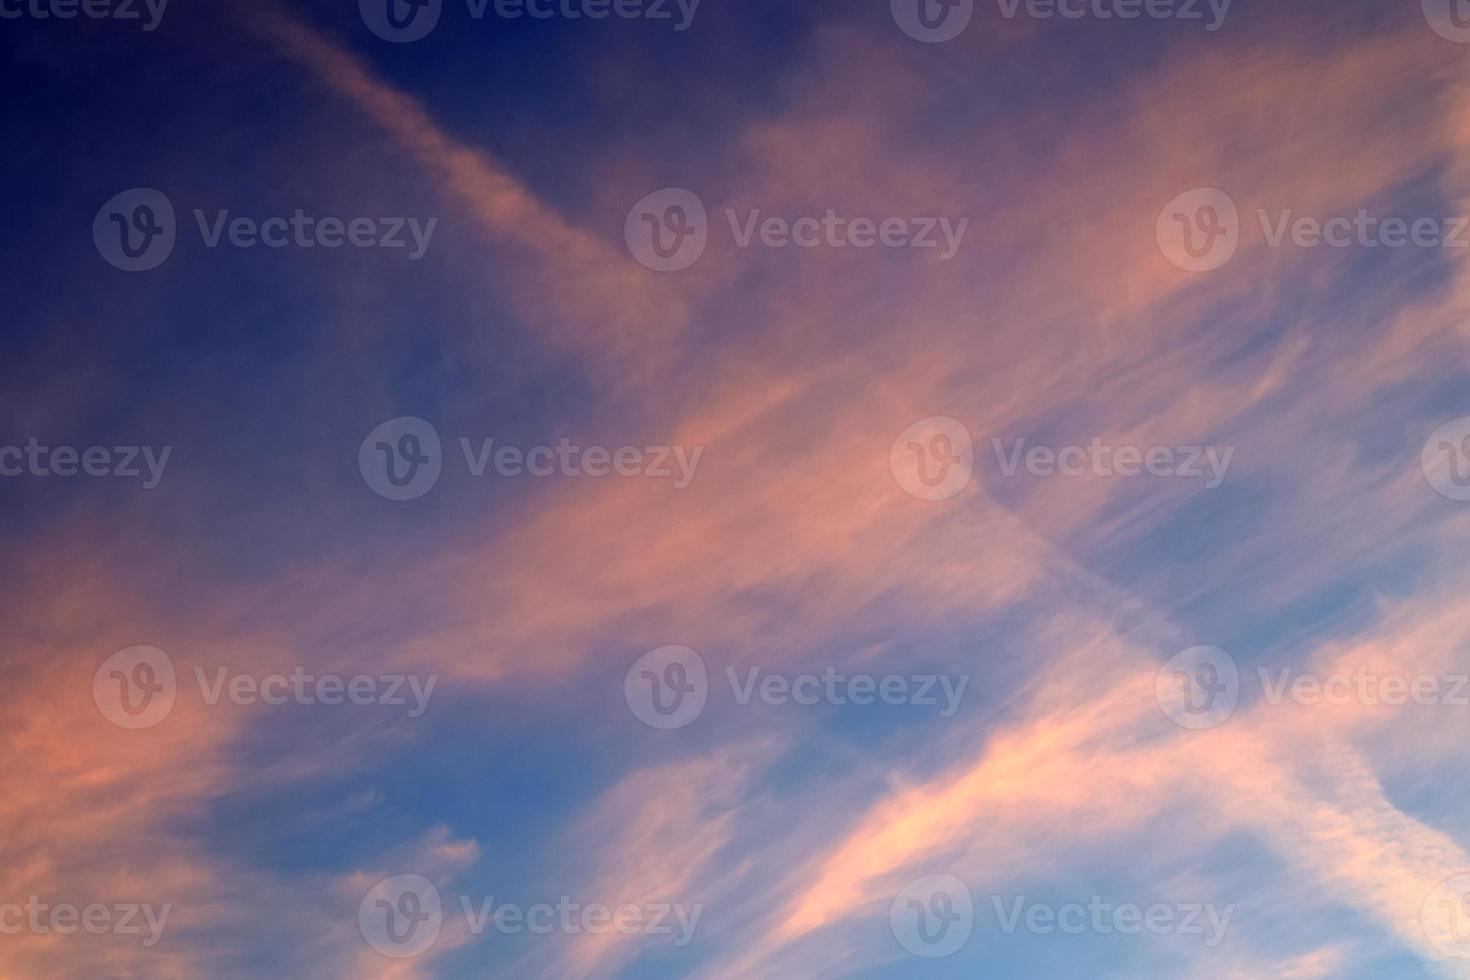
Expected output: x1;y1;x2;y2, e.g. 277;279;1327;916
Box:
6;0;1470;976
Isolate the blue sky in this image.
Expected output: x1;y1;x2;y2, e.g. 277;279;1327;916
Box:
6;0;1470;977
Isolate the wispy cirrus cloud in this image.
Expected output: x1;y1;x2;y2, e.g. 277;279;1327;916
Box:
13;1;1470;978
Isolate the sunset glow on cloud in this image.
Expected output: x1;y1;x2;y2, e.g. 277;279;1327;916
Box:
7;0;1470;977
